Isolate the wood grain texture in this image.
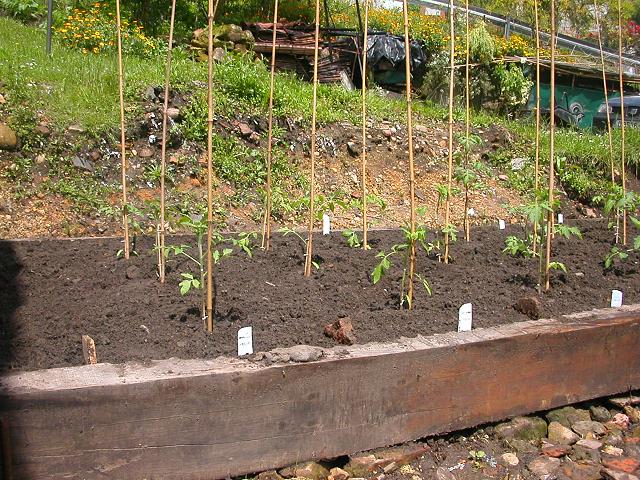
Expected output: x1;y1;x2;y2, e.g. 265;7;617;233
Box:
1;306;639;480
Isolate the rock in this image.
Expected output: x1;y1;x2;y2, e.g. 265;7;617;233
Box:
548;421;580;445
514;295;542;319
328;467;349;480
632;426;640;438
435;466;456;480
234;43;248;53
584;207;597;218
0;123;17;150
501;452;519;466
560;462;602;480
279;461;329;480
542;444;570;457
35;154;46;164
166;107;180;119
603;445;624;456
604;432;625;445
288;345;323;363
249;131;261;144
573;420;607;437
570;444;601;463
511;157;526;170
382;129;393;139
498;174;509;181
126;265;140;279
527;456;561;477
35;124;50;136
213;47;226;62
624;406;640;424
346;141;360;157
138;146;154;158
371;444;429;467
344;454;377;477
546;406;591;428
495;416;548;442
0;93;5;103
610;413;630;430
256;471;284;480
507;438;540;454
176;340;187;348
602;457;640;474
602;468;639;480
324;318;356;345
591;405;612;423
238;122;253;137
67;124;85;135
576;439;602;450
414;124;428;134
72;155;94;172
609;396;640;408
144;85;157;101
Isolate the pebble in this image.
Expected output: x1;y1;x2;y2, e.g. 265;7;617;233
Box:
548;421;579;445
572;420;607;437
501;452;519;466
527;456;560;477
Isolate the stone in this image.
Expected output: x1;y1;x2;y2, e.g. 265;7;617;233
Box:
344;455;377;477
238;122;253;137
513;295;542;319
35;124;50;136
0;93;5;103
371;444;429;467
435;467;456;480
609;396;640;408
501;452;519;466
573;421;607;437
324;318;356;345
35;154;46;164
212;47;226;62
624;406;640;424
328;467;349;480
602;457;640;474
527;456;561;477
288;345;323;363
346;141;360;157
498;174;509;181
126;265;140;280
507;438;540;454
602;468;639;480
542;444;570;457
591;405;612;423
138;147;154;158
570;445;601;463
166;107;180;119
280;461;329;480
576;439;603;450
72;155;94;172
67;124;85;135
560;462;602;480
610;414;630;430
546;406;591;428
548;421;580;445
604;432;625;445
632;426;640;438
256;471;284;480
495;416;548;442
511;157;526;170
144;85;157;101
0;123;17;150
603;445;624;456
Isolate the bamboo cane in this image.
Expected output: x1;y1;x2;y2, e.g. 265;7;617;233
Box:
158;0;177;283
361;0;370;250
532;0;541;256
618;0;628;245
261;0;279;251
401;0;417;307
464;0;470;242
544;0;556;291
205;0;215;330
304;0;321;277
115;0;130;260
444;0;455;264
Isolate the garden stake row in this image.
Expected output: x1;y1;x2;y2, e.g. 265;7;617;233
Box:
304;0;321;277
617;0;628;246
361;0;370;250
401;0;417;307
463;0;471;242
261;0;279;252
444;0;455;264
544;0;556;292
205;0;216;330
158;0;177;283
115;0;130;260
532;0;541;257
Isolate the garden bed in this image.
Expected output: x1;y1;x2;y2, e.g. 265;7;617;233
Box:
0;219;639;372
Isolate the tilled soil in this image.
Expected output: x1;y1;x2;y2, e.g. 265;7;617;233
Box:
1;219;638;372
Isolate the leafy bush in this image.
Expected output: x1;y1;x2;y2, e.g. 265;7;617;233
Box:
494;63;533;112
0;0;43;20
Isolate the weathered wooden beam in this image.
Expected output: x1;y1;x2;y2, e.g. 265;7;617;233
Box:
1;306;639;480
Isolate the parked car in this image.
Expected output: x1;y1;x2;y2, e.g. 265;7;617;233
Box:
593;95;640;129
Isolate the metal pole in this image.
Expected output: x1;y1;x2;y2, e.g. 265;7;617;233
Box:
46;0;53;56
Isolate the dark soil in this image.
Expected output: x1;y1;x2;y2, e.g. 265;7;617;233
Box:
1;219;639;372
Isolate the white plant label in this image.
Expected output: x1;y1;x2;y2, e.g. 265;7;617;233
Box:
468;208;475;217
237;326;253;356
322;214;331;235
557;213;564;224
458;303;473;332
499;219;506;230
611;290;623;308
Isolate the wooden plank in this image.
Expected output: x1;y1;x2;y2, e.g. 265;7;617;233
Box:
1;307;639;480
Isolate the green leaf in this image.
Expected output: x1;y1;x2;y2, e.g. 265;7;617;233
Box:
179;280;191;295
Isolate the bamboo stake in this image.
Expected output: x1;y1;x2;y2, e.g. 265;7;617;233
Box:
544;0;556;291
401;0;417;307
205;0;215;330
81;335;98;365
444;0;455;264
618;0;628;245
532;0;541;256
158;0;177;283
304;0;321;277
593;0;615;184
261;0;279;251
463;0;470;242
115;0;130;260
361;0;370;249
